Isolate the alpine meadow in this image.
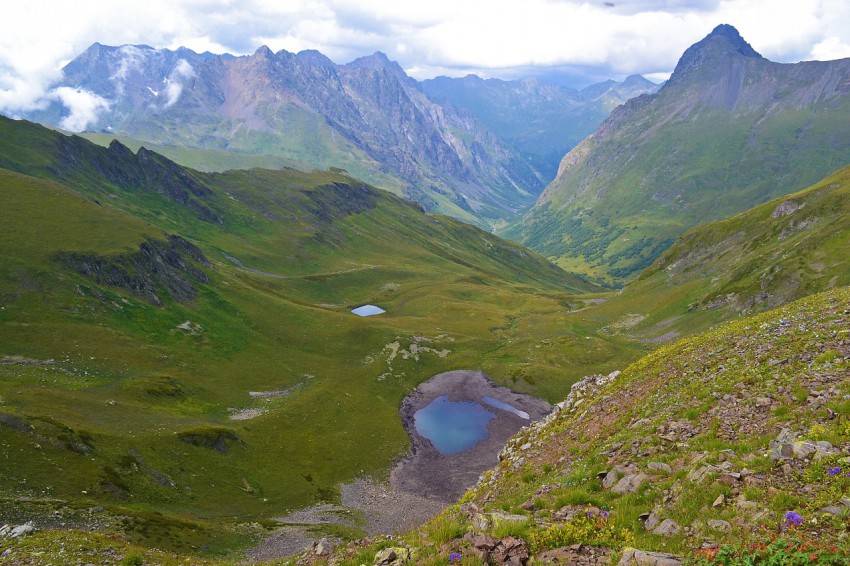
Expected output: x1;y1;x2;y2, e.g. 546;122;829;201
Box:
1;14;850;566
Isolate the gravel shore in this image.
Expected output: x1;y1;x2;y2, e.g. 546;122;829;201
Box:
247;369;551;561
391;369;551;502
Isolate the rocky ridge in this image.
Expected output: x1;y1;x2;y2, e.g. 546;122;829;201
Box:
512;24;850;283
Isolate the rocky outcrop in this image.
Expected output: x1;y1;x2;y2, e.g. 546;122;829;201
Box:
56;234;210;306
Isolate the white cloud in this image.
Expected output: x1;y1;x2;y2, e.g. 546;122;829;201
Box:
810;37;850;61
1;0;850;114
49;86;111;132
111;45;153;95
163;59;195;108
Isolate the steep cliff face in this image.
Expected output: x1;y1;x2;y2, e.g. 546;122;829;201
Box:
23;44;547;226
511;24;850;285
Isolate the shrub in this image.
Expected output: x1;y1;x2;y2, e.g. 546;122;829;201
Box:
528;509;633;552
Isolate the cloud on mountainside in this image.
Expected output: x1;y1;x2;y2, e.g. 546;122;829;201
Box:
163;59;195;108
49;87;110;131
2;0;850;119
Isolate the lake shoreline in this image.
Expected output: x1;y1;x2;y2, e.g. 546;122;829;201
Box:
391;370;552;502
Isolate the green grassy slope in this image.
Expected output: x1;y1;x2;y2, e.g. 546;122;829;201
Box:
0;117;628;557
507;27;850;286
579;164;850;346
323;286;850;564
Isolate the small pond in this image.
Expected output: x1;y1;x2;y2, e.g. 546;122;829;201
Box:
414;395;495;456
482;396;530;419
351;304;385;317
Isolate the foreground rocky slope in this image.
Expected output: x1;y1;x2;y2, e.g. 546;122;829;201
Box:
301;287;850;565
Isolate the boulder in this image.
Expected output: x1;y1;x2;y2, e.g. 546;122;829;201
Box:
618;548;683;565
769;429;838;460
612;473;648;494
639;512;661;531
374;546;413;565
707;519;731;533
652;519;681;537
490;536;529;566
647;462;672;474
8;524;35;538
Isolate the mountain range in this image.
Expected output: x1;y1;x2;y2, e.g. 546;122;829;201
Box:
21;44;654;229
2;22;850;565
508;24;850;284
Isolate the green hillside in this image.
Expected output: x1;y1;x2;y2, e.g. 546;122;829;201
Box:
0;117;634;557
570;164;850;346
507;25;850;286
308;286;850;565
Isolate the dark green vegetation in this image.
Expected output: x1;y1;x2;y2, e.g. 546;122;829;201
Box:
3;110;850;563
0;116;649;558
573;163;850;345
509;24;850;285
314;287;850;565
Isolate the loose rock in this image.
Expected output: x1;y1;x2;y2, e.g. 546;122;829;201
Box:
618;548;683;565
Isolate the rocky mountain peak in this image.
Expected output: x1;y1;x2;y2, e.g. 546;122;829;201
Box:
346;51;406;76
668;24;762;84
621;74;654;88
705;24;761;56
252;45;274;59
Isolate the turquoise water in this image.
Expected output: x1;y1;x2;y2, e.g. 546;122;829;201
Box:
351;304;385;316
414;396;495;456
482;396;530;419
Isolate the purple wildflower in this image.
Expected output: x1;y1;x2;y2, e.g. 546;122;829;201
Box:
827;467;841;476
449;552;462;562
784;511;804;526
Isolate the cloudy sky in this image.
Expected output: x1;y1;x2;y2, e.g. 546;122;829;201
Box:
3;0;850;113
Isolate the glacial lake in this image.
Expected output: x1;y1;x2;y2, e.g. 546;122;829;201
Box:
414;396;495;456
351;304;385;316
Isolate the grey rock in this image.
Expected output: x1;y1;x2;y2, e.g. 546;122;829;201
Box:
9;524;35;538
707;519;731;532
471;513;492;532
490;511;529;526
491;536;529;566
687;465;720;482
313;538;333;556
374;547;412;565
641;512;661;531
821;506;845;516
612;473;648;494
648;462;672;474
712;494;725;508
652;518;681;537
601;470;621;489
619;548;683;565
